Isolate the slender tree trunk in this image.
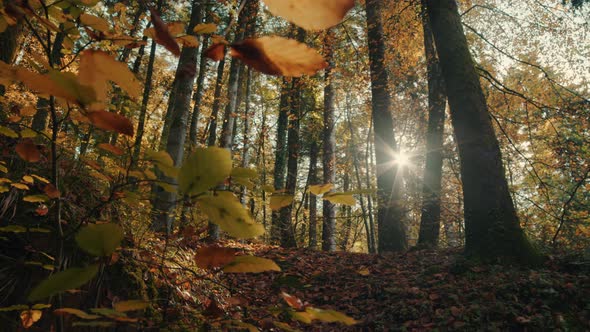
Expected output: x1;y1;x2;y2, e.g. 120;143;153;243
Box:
322;29;337;252
240;68;253;205
189;37;209;146
308;141;319;249
271;77;292;243
418;0;447;247
425;0;539;263
152;0;203;232
340;170;352;250
0;21;23;114
365;0;407;252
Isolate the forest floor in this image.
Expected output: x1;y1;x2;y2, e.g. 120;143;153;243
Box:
202;242;590;331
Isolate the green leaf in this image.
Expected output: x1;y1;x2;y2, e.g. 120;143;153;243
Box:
0;305;28;312
231;167;258;189
55;308;101;319
23;194;49;203
31;304;51;310
75;223;124;256
113;300;149;312
323;192;356;206
156;181;177;193
145;150;178;178
308;183;333;196
304;307;357;326
0;225;27;233
28;265;99;301
0;125;18;138
198;192;264;239
179;147;232;195
269;194;294;210
223;255;281;273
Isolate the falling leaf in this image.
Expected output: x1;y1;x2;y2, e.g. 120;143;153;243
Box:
75;223;124;257
308;183;333;196
113;300;149;312
80;13;109;32
263;0;354;30
54;308;101;320
79;50;141;100
178;147;232;195
281;292;304;310
176;35;199;47
97;143;124;156
87;110;134;136
148;7;180;56
229;36;328;77
198;192;264;239
20;309;42;328
193;23;217;34
323;192;356;206
269;194;294;210
28;265;99;301
15;140;41;162
204;43;226;61
223;255;281;273
195;246;237;269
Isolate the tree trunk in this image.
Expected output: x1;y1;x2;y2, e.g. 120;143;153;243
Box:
365;0;407;252
0;20;23;111
152;0;203;232
322;29;337;252
418;0;447;247
425;0;539;263
308;141;319;249
189;37;209;146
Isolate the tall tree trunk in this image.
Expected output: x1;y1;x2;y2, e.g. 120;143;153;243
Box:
425;0;539;263
322;29;337;252
418;0;447;247
0;20;23;114
152;0;203;232
308;140;319;249
240;68;253;205
271;77;292;243
189;37;209;146
365;0;407;252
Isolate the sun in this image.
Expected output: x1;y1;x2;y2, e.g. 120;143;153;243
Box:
394;151;412;168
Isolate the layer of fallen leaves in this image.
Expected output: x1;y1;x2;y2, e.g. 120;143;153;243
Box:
215;244;589;331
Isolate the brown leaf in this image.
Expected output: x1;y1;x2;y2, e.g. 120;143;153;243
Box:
281;292;304;310
43;184;61;199
263;0;354;30
195;246;237;269
149;8;180;56
229;36;328;77
15;140;41;162
97;143;124;156
87;110;134;136
204;43;226;61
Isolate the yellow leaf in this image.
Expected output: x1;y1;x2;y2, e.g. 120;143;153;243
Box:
113;300;149;312
323;192;356;206
178;147;232;195
79;50;141;100
176;35;199;47
0;125;18;138
308;183;333;196
32;175;50;184
20;309;42;328
193;23;217;34
198;192;264;239
80;13;110;32
23;195;49;203
304;307;357;325
269;194;294;210
229;36;328;77
222;255;281;273
263;0;354;30
20;128;38;138
22;175;34;184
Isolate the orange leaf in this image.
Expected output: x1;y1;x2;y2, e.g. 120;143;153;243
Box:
263;0;354;30
195;246;237;269
79;50;141;100
229;36;328;77
20;310;42;328
204;43;226;61
15;140;41;162
149;8;180;56
43;184;61;199
281;292;304;310
97;143;124;156
87;111;134;136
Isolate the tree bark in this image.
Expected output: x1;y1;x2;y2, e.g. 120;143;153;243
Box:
425;0;539;263
189;36;209;146
152;0;203;232
418;0;447;247
322;29;337;252
365;0;407;252
308;141;319;249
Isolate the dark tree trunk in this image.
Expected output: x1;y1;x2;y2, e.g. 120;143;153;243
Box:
152;0;203;232
365;0;407;252
322;29;337;252
418;0;447;247
425;0;539;263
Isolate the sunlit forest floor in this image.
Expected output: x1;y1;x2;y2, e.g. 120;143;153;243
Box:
162;241;590;331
